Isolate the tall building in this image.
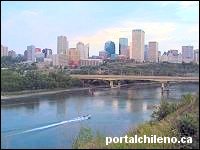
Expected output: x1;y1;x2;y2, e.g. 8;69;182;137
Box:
8;50;16;58
57;36;68;54
161;52;168;62
49;54;68;67
84;43;89;59
131;29;145;62
178;53;182;63
42;48;53;58
1;45;8;57
24;50;28;61
148;41;158;62
144;44;148;61
119;38;128;58
167;50;178;63
194;49;199;64
67;48;80;66
158;51;161;62
76;42;85;59
27;45;36;62
129;42;132;59
182;46;193;63
104;41;115;57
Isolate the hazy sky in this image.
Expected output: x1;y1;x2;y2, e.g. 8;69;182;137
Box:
1;1;199;56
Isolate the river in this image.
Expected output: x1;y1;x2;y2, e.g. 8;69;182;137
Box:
1;83;199;148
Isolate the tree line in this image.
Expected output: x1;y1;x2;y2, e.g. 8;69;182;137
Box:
1;69;82;92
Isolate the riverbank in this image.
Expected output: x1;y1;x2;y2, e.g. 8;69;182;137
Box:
1;82;161;101
1;87;91;101
73;94;199;149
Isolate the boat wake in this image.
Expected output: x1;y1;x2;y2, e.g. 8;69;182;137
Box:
4;115;91;137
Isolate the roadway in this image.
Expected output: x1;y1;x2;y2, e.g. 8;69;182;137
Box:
70;74;199;82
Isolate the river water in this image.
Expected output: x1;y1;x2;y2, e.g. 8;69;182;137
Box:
1;83;199;149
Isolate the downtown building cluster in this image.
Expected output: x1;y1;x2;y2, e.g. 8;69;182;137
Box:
1;29;199;68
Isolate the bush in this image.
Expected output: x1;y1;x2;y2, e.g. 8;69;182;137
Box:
176;113;199;149
151;100;177;121
72;127;93;149
177;113;198;137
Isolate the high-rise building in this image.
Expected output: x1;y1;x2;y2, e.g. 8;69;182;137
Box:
27;45;36;62
57;36;68;54
129;42;132;59
158;51;161;62
167;50;178;63
144;44;148;61
182;46;193;63
148;41;158;62
67;48;80;66
49;54;68;67
194;49;199;64
8;50;16;58
131;29;145;62
119;38;128;58
178;53;182;63
76;42;85;59
24;50;28;61
84;43;89;59
161;52;168;62
42;48;53;58
35;48;41;53
1;45;8;57
104;41;115;57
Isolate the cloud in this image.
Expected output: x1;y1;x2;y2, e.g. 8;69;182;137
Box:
74;20;177;55
179;1;199;9
21;10;40;16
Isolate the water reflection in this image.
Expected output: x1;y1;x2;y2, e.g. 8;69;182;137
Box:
142;102;148;112
1;83;199;149
125;100;132;113
56;98;67;119
112;99;119;112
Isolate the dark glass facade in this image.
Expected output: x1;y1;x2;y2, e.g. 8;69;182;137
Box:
104;41;115;57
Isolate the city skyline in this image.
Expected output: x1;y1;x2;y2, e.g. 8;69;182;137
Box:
1;1;199;55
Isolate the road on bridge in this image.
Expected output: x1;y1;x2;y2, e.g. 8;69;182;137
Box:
70;74;199;82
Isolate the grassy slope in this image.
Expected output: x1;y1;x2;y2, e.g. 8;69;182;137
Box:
73;94;199;149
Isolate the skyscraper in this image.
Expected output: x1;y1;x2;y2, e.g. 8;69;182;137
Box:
27;45;35;62
119;38;128;58
144;44;148;61
57;36;68;54
1;44;8;57
148;41;158;62
194;49;199;64
42;48;53;58
131;29;145;62
76;42;85;59
8;50;16;58
182;46;193;63
104;41;115;57
67;48;80;67
84;43;89;59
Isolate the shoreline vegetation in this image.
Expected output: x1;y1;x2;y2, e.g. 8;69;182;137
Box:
72;93;199;149
1;82;162;100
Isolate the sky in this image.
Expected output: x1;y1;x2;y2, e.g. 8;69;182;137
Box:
1;1;199;56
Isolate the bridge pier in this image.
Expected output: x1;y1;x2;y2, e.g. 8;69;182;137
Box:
110;80;114;88
161;82;170;96
118;81;121;88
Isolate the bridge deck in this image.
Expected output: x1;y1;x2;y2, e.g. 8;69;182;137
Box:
70;75;199;82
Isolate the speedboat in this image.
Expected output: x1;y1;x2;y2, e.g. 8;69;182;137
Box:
83;114;91;119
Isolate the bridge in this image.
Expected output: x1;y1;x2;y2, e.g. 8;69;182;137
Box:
70;74;199;91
